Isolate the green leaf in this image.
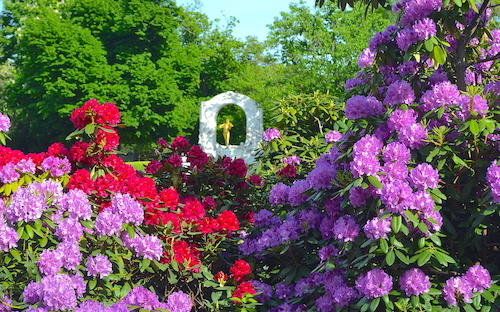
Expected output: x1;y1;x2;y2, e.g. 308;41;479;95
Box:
141;259;151;272
432;45;447;65
84;123;96;135
428;288;441;295
353;177;363;187
25;224;34;239
452;154;468;167
120;282;132;298
481;289;494;302
472;293;481;309
418;237;426;249
39;236;48;247
429;234;441;246
386;249;395;265
439;252;456;264
463;304;476;312
433;251;449;267
284;267;297;285
417;222;429;234
411;295;419;307
437;106;445;119
361;239;374;248
391;215;402;233
481;305;491;312
271;140;279;152
404;210;419;226
379;238;389;254
370;297;380;312
417;250;432;266
424;39;434;52
367;175;382;189
89;279;97;290
126;225;136;239
470;119;480;135
10;249;21;262
395;250;410;265
99;126;116;134
468;0;478;12
431;188;447;200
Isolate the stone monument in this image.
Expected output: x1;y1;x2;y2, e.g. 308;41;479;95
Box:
199;91;263;164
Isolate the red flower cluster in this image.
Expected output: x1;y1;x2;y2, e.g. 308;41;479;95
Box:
159;187;179;209
70;99;121;129
166;154;183;167
217;210;240;233
67;155;157;207
145;192;240;234
0;146;25;169
0;144;70;175
170;136;190;151
161;240;201;272
144;159;162;174
232;281;256;300
230;259;252;282
68;141;95;165
225;158;248;177
214;271;228;286
229;259;256;301
277;164;297;178
47;142;68;157
95;126;120;151
186;145;209;170
247;174;263;186
180;196;206;221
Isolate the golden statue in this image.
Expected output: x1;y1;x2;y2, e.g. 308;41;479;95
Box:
218;118;234;147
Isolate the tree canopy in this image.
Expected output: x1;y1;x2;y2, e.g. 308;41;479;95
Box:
222;0;395;118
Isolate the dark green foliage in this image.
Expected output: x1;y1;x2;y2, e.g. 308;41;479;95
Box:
216;104;246;145
0;0;253;152
1;0;198;152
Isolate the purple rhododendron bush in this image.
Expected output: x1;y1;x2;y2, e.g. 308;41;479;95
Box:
239;0;500;311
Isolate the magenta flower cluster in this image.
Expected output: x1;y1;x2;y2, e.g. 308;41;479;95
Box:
262;128;281;141
0;113;10;132
345;95;386;120
355;269;392;299
94;192;144;236
86;254;112;278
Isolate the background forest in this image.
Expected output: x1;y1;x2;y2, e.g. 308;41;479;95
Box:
0;0;393;154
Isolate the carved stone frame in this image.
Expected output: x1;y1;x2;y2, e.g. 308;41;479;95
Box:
199;91;263;164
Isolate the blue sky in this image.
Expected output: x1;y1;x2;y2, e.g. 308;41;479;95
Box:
0;0;315;42
176;0;314;41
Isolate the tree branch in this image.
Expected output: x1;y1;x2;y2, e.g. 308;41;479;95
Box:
455;0;491;91
466;51;500;68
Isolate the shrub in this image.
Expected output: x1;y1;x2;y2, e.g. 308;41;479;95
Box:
241;1;500;311
0;101;257;311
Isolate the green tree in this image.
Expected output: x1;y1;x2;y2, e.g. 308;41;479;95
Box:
0;0;213;152
265;0;394;98
221;0;395;130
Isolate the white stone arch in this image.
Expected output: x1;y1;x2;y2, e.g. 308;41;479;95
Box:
199;91;263;164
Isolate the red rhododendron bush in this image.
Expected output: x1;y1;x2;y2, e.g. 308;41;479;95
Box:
0;100;260;311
